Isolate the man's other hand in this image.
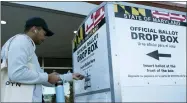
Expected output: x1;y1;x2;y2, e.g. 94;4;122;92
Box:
73;73;85;80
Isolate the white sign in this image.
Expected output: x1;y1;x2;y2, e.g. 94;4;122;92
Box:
73;23;111;101
115;17;186;86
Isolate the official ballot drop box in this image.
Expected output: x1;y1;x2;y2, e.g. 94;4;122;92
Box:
72;2;186;102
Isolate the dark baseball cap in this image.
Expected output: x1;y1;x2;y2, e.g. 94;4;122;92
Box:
25;17;54;36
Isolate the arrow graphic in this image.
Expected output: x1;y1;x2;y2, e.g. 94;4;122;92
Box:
147;50;171;60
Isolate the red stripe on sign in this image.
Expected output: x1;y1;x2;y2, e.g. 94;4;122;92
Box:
152;15;169;20
170;17;186;21
86;23;94;32
152;11;169;16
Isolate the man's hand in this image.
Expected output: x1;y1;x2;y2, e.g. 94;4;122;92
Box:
48;72;61;84
73;73;85;80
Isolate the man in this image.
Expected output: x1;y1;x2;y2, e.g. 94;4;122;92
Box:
1;17;84;102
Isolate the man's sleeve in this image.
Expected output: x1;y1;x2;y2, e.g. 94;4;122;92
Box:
42;80;55;87
8;36;48;84
39;68;55;87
